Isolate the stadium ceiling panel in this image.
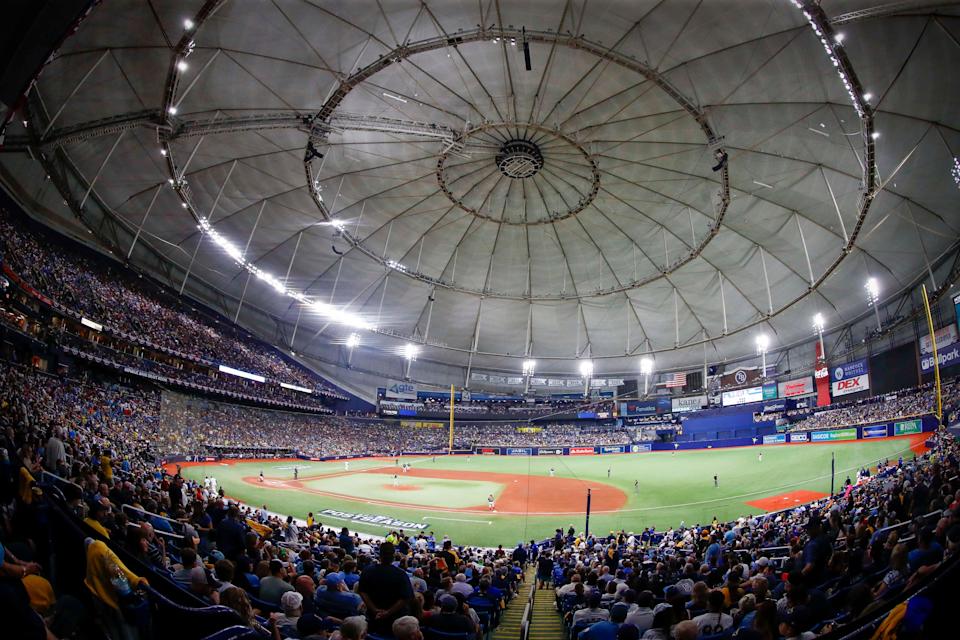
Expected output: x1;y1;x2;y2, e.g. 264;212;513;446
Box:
2;0;959;383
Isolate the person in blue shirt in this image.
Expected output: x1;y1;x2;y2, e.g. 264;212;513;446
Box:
315;572;362;619
705;535;722;569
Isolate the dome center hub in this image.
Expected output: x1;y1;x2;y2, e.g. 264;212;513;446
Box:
496;139;544;179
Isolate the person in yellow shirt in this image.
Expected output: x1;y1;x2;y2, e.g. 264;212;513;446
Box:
84;537;148;611
100;452;113;482
306;512;314;528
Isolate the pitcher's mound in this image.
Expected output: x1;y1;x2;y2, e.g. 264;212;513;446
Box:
384;484;422;491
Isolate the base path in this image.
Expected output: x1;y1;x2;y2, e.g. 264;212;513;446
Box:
241;467;628;515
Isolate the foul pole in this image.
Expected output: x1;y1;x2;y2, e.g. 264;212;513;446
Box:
920;285;943;425
448;384;455;453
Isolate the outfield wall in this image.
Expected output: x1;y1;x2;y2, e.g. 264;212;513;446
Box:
160;415;937;464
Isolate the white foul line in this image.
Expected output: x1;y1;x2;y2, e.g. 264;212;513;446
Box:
422;516;492;525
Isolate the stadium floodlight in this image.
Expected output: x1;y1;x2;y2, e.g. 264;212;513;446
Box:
184;18;195;30
640;357;654;396
755;334;770;379
403;343;419;361
346;333;360;349
813;313;826;359
522;359;536;377
866;277;882;331
176;60;188;72
579;360;594;397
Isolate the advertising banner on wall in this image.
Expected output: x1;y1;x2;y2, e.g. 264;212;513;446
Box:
790;432;809;443
505;448;532;456
672;395;707;413
811;428;858;441
920;343;960;373
862;425;888;438
762;384;778;400
894;419;922;435
630;444;653;453
778;376;815;398
762;434;787;444
537;447;564;456
920;325;958;354
721;386;764;407
830;359;870;397
569;447;596;455
599;445;626;454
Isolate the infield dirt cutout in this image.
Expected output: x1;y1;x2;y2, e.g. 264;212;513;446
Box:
240;466;627;515
745;489;830;512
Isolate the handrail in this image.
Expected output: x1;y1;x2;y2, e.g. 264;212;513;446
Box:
126;521;184;541
875;509;941;536
122;503;187;533
40;469;83;492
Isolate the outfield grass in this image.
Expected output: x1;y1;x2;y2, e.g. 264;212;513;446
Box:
177;436;924;547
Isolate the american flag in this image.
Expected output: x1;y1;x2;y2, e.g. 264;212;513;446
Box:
665;372;687;388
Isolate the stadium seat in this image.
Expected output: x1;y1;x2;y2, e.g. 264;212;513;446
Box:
144;585;246;640
423;629;474;640
200;626;262;640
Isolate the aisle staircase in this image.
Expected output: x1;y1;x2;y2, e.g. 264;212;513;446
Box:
526;583;567;640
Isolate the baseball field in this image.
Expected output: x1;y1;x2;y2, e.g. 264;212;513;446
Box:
171;434;927;547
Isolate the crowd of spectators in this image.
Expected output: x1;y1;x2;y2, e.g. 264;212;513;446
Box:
1;352;955;639
0;208;345;401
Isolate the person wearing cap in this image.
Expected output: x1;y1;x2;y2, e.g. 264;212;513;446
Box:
779;605;815;640
573;591;610;627
358;541;414;634
640;604;673;640
580;601;629;640
424;594;474;635
277;590;304;633
189;565;221;605
316;571;362;619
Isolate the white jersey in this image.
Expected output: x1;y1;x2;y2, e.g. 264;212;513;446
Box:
344;461;350;471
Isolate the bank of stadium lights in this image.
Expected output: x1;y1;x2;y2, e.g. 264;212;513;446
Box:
176;60;188;72
403;343;419;361
813;313;826;358
755;334;770;379
640;357;654;396
183;18;195;30
953;157;960;189
522;359;536;377
346;333;361;349
787;0;866;118
579;360;594;396
866;277;882;331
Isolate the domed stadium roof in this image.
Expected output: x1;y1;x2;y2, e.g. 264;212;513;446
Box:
2;0;959;388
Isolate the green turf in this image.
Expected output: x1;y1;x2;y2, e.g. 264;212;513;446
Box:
178;436;922;547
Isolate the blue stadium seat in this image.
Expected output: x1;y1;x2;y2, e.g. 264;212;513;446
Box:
200;626;262;640
423;629;473;640
144;585;246;640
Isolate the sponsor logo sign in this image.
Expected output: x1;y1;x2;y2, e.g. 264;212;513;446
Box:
599;445;625;454
778;376;815;398
920;325;958;354
569;446;596;455
761;400;786;413
762;434;787;445
735;370;748;385
920;344;960;373
810;428;858;442
537;447;564;456
505;448;532;456
721;386;764;407
480;448;499;455
318;508;429;531
893;419;922;436
831;374;869;397
831;359;869;383
762;384;778;400
630;444;652;453
671;395;707;413
862;425;888;439
790;432;809;443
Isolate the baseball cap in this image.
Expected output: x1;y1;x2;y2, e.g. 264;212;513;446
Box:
439;595;458;612
324;573;343;587
653;602;672;615
281;591;304;612
782;605;812;629
756;557;770;567
664;585;682;600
